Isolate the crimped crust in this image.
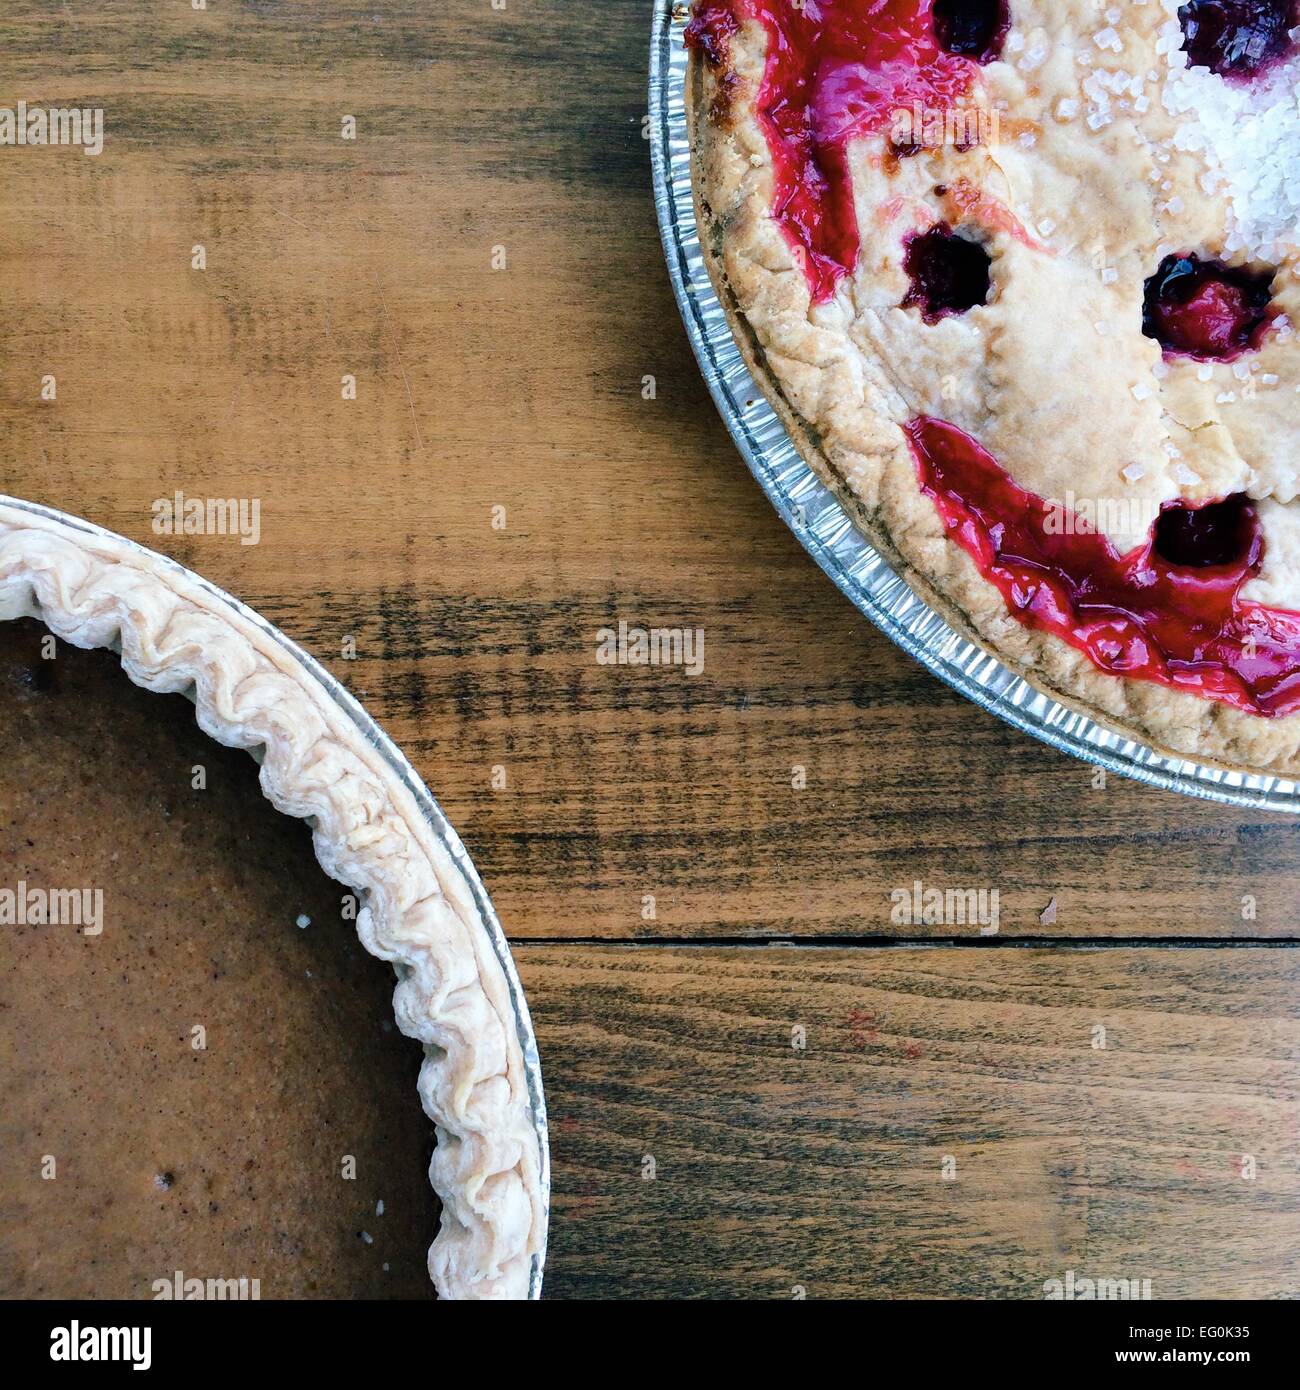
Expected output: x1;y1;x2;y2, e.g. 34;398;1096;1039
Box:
0;499;546;1299
686;4;1300;776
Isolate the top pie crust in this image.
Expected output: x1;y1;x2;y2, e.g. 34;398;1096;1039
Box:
0;499;547;1300
686;0;1300;775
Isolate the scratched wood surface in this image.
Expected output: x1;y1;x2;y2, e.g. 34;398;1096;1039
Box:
519;945;1300;1299
2;0;1300;1304
2;0;1300;939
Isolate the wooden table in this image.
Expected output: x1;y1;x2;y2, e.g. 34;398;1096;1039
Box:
3;0;1297;1297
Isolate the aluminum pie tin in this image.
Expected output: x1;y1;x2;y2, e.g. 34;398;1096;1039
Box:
649;0;1300;813
0;495;549;1298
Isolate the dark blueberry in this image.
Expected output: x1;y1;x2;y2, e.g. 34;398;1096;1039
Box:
1142;253;1274;360
1178;1;1297;79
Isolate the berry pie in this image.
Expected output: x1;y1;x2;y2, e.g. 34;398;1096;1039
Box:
685;0;1300;774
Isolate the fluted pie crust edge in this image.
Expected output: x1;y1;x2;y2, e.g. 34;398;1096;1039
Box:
0;499;546;1300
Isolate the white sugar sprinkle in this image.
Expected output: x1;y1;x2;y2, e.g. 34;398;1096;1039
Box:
1162;16;1300;260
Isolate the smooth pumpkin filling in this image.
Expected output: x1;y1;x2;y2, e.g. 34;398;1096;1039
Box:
0;618;436;1299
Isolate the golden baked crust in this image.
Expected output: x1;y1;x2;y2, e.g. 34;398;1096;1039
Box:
686;1;1300;775
0;499;547;1299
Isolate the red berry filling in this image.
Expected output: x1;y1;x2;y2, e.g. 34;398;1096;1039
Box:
686;2;980;302
933;0;1012;63
905;417;1300;717
1178;1;1298;80
684;3;739;67
903;223;992;322
1142;253;1275;360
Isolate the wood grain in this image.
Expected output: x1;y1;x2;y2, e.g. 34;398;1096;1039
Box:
521;944;1300;1299
1;0;1299;947
3;0;1300;1305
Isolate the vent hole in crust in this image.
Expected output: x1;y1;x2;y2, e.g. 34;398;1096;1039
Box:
902;222;992;323
933;0;1011;63
1141;252;1275;360
1153;494;1253;568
